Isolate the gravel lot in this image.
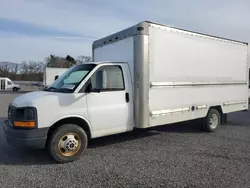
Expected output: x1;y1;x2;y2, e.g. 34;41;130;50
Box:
0;93;250;188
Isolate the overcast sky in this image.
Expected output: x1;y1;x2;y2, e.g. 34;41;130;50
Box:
0;0;250;63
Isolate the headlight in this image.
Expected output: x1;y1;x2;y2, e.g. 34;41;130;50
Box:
24;108;36;120
10;106;37;128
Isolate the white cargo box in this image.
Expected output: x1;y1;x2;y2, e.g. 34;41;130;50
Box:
93;21;249;128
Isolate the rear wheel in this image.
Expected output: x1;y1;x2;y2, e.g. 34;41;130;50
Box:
47;124;88;163
202;108;221;132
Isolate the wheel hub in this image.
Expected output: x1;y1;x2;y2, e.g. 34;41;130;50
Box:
58;133;81;156
209;114;218;129
64;136;78;151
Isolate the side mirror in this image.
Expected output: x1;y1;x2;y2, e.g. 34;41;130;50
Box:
85;82;93;93
85;82;100;93
54;75;59;81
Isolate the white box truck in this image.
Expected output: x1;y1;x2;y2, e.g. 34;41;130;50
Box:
3;21;249;163
43;67;68;87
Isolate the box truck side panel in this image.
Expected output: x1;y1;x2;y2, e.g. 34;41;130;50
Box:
92;22;151;129
147;24;248;127
93;37;135;83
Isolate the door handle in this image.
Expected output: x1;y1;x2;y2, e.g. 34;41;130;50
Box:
125;93;129;102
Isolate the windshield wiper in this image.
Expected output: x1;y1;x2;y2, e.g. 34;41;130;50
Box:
57;88;73;93
43;87;73;93
43;87;58;92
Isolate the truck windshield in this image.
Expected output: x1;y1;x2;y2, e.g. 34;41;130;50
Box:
44;64;96;93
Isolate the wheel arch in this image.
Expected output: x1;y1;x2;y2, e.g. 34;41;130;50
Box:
207;105;223;115
206;105;227;124
46;116;92;147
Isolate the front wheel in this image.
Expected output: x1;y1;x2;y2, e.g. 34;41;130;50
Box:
13;87;18;92
47;124;88;163
202;108;221;132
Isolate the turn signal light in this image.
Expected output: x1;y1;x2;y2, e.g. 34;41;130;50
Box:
14;121;35;128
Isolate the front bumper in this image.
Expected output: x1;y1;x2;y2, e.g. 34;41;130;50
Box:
3;120;49;149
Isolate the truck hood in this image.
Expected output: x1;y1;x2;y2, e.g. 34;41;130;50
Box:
11;90;81;109
11;91;50;107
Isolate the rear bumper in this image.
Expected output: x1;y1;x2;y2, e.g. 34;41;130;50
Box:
3;120;49;149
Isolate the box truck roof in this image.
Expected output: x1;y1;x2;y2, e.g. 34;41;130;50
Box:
93;21;248;50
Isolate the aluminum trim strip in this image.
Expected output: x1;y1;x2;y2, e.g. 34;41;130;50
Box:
223;101;246;106
196;105;207;110
150;81;247;88
151;107;190;117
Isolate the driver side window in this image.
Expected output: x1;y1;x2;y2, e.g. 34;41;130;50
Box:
90;65;125;91
7;81;12;85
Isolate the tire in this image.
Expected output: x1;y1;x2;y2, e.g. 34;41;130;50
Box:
13;87;18;92
202;108;221;132
47;124;88;163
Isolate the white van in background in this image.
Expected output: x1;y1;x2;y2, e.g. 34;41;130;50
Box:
0;77;21;91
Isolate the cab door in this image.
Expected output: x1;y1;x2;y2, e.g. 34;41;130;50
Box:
86;63;134;138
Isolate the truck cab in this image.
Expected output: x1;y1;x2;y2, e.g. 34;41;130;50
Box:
0;77;21;91
3;61;134;163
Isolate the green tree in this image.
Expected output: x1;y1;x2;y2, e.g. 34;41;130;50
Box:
66;55;77;67
77;56;92;64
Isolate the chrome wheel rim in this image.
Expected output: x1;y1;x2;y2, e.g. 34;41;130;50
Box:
209;113;219;129
58;133;81;157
